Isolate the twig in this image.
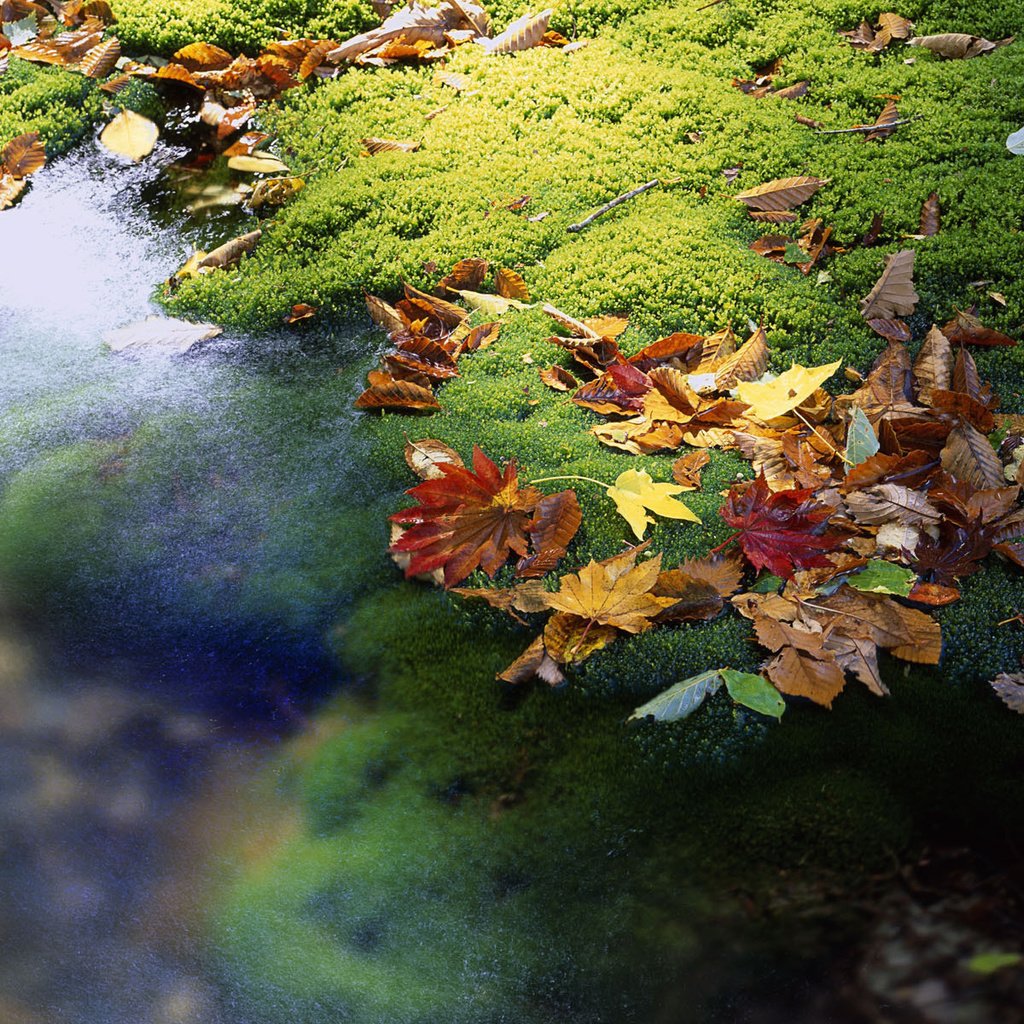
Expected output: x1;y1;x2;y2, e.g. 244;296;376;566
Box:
695;0;729;9
815;117;921;136
567;179;660;233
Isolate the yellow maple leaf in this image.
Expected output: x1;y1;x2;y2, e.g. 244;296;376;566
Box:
735;360;842;421
606;468;701;540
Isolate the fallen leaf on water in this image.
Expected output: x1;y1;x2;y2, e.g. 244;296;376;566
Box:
227;153;289;173
103;315;222;355
100;109;159;162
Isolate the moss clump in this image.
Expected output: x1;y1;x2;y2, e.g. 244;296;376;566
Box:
0;60;102;156
113;0;378;56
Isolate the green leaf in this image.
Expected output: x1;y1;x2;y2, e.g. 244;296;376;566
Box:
750;573;784;593
845;406;879;467
966;952;1022;975
629;670;723;722
722;669;786;720
783;242;811;265
848;559;915;597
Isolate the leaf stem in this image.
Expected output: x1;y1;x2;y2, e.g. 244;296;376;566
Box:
529;474;610;488
709;531;741;555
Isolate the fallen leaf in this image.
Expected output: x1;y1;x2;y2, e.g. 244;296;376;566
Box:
227;153;289;173
672;449;710;488
494;266;530;301
437;257;489;293
847;559;916;596
720;473;849;578
766;646;846;708
198;229;261;270
734;175;829;212
354;370;440;412
173;41;234;71
77;35;119;78
283;302;317;323
1;131;44;177
403;438;464;479
100;109;159;162
103;315;222;355
0;172;26;210
845;406;880;466
845;483;942;525
484;9;553;53
722;668;786;719
498;635;565;686
735;360;842;421
941;421;1005;489
516;489;582;577
941;308;1015;347
860;249;919;320
361;136;421;154
908;32;1011;59
606;468;701;539
920;192;940;235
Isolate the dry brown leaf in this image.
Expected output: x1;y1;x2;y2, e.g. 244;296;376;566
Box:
484;9;553;53
913;324;952;396
438;257;489;293
672;450;710;489
734;175;829;212
920;192;940;236
77;35;119;78
361;136;421;154
365;293;404;334
495;266;530;301
173;41;233;70
543;612;618;665
355;372;440;412
0;172;26;210
990;673;1024;713
198;229;261;270
748;210;799;224
767;646;846;708
404;438;464;479
539;365;578;391
714;326;768;388
1;132;45;177
498;635;565;686
941;421;1005;489
908;33;1011;59
845;484;942;525
860;249;919;320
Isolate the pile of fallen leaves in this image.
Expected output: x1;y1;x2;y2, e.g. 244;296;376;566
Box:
371;248;1023;723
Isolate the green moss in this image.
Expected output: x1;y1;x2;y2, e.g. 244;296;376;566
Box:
113;0;378;56
0;60;102;156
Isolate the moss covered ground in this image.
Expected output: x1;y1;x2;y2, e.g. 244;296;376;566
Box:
3;0;1024;1018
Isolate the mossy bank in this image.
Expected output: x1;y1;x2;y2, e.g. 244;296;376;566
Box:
2;0;1024;1019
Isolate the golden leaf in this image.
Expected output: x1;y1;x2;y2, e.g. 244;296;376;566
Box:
2;132;45;177
735;360;841;421
484;9;553;53
227;154;289;174
361;136;421;154
99;109;159;162
606;468;701;540
495;266;530;301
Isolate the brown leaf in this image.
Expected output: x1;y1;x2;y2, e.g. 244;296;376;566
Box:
2;132;45;178
734;175;829;212
354;371;440;412
198;229;261;270
438;257;489;293
672;450;710;489
498;635;565;686
388;335;460;380
907;581;960;606
572;363;652;414
298;39;336;80
362;136;421;154
365;293;404;334
941;308;1016;347
913;324;953;396
866;318;911;343
908;33;1010;59
539;365;578;391
0;171;26;210
77;35;119;78
516;490;582;578
860;249;919;320
485;9;553;53
454;321;501;355
951;347;994;407
919;192;940;236
679;549;745;599
403;282;467;326
865;100;902;141
767;646;846;708
927;389;995;433
582;314;629;338
283;303;317;323
403;437;464;479
628;332;703;373
173;41;234;71
714;326;769;388
772;80;809;100
845;484;942;526
495;266;530;301
941;421;1004;489
651;571;723;623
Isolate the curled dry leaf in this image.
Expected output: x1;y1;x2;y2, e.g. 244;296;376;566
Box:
283;303;317;323
539;365;578;391
672;450;710;489
198;229;261;270
404;437;465;479
860;249;919;320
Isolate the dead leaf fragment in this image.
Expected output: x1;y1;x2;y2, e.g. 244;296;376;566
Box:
103;316;222;355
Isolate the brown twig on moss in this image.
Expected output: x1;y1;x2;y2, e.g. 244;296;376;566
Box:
566;179;661;233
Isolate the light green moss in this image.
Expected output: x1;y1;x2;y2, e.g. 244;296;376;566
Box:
113;0;378;56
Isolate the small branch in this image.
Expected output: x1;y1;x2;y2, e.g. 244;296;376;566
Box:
815;116;921;136
567;179;660;233
695;0;729;9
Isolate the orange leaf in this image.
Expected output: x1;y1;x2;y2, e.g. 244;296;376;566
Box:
2;132;45;178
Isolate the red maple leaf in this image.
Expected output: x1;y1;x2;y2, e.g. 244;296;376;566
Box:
391;446;572;587
718;473;849;579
